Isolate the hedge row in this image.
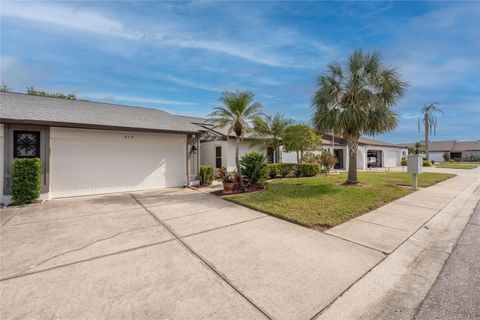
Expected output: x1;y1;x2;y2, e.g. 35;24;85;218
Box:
12;158;41;205
267;163;321;178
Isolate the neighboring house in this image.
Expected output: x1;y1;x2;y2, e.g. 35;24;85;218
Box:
405;140;480;162
281;134;407;170
0;92;203;204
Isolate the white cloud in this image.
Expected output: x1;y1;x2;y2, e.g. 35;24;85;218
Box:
1;2;140;39
158;74;220;92
1;2;333;68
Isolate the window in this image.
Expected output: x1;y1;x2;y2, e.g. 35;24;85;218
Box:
215;146;222;168
14;131;40;158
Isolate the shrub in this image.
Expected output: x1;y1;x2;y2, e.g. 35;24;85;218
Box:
240;152;268;184
401;158;407;166
279;163;296;177
12;158;41;205
219;167;237;184
423;160;432;167
319;150;337;175
267;163;281;179
443;152;450;162
296;163;321;177
302;152;320;164
199;165;213;186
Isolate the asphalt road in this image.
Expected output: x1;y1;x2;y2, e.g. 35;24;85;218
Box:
415;200;480;320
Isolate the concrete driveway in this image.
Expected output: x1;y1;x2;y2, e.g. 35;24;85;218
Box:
1;188;384;320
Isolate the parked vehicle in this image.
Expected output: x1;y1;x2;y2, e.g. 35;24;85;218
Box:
367;157;377;168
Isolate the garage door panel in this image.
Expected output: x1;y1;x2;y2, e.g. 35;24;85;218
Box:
50;128;186;198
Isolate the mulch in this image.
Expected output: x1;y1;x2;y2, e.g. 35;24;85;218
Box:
210;184;265;197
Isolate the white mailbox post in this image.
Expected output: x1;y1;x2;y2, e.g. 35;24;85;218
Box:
407;154;423;189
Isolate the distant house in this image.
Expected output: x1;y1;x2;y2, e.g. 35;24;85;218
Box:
406;140;480;162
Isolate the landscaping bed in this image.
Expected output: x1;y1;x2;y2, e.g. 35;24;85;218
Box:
225;172;454;230
211;184;265;197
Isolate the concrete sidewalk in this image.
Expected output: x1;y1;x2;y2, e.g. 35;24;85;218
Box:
1;168;479;320
318;167;480;319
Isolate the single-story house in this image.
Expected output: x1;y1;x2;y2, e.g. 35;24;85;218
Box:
280;134;407;170
1;92;203;205
407;140;480;162
1;91;407;205
192;117;407;171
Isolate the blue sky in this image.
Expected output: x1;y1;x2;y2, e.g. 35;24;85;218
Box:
1;1;479;143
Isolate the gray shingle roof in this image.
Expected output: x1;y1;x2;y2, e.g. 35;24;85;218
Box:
0;92;202;133
358;137;404;148
403;140;480;152
451;140;480;151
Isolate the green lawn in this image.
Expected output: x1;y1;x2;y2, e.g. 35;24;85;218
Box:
434;162;478;169
226;172;454;230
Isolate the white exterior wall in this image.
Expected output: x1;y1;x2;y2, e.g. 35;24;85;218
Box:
200;140;263;172
49;127;187;198
226;140;263;172
0;124;3;204
200;140;228;171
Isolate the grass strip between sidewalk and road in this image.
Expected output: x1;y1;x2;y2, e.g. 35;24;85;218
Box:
226;172;454;230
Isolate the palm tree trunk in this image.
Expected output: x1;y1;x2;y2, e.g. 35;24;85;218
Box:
296;151;299;163
347;140;358;184
424;114;429;160
235;137;245;190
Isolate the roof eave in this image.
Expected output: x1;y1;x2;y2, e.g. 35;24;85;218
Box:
0;118;201;135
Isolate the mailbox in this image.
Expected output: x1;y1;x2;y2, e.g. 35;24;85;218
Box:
407;154;423;174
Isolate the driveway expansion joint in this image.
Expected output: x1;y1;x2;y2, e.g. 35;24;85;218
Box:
129;193;273;320
0;207;23;227
0;238;175;282
5;206;142;227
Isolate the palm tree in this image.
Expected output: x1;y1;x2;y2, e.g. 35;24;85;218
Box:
209;91;262;189
252;113;293;163
312;50;407;184
419;103;442;160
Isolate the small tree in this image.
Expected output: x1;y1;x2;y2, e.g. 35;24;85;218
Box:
26;87;77;100
252;113;293;163
283;124;321;163
319;150;337;175
1;82;10;92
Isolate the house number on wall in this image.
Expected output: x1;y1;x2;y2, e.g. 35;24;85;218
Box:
124;135;134;139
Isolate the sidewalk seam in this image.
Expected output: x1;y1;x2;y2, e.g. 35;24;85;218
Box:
311;175;480;320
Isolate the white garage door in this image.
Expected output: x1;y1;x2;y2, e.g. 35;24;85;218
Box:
50;127;187;198
384;150;398;167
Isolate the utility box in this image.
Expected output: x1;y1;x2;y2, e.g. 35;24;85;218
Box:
408;154;423;189
407;154;423;174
